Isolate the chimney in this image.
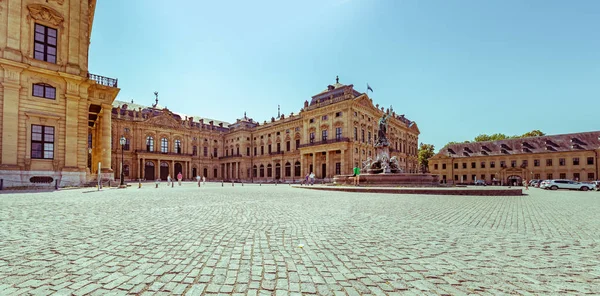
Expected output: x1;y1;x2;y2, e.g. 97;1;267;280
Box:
271;117;275;122
209;120;213;126
219;122;223;127
304;100;309;108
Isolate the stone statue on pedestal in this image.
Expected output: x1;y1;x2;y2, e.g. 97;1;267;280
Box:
375;113;389;147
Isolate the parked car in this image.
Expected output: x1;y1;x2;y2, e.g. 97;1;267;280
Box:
529;179;541;187
539;180;551;189
474;180;486;186
543;179;594;191
587;181;600;191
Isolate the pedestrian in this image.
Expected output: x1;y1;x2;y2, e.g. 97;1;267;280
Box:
352;165;361;186
177;172;182;186
202;176;206;185
309;172;315;185
167;174;172;186
196;175;201;187
524;179;529;190
303;173;309;186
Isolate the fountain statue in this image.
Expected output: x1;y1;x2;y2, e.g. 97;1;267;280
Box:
363;113;401;174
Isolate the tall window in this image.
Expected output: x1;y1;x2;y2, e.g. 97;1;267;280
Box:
322;130;328;141
490;161;495;168
34;24;57;63
192;146;197;156
286;141;290;151
361;129;365;143
213;147;218;157
124;138;130;151
587;157;594;165
31;125;54;159
146;136;154;152
203;146;208;157
559;158;565;166
295;139;300;150
268;145;272;154
285;162;291;177
175;139;182;154
546;159;553;166
368;131;371;144
480;161;485;168
336;127;342;140
247;147;250;156
572;157;579;165
237;147;240;155
254;147;257;156
277;143;281;152
32;84;56;100
335;162;341;175
310;132;315;143
511;160;516;168
261;146;264;155
354;127;358;141
294;161;301;176
161;138;168;153
534;159;540;167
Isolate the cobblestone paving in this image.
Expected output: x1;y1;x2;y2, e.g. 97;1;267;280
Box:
1;183;599;295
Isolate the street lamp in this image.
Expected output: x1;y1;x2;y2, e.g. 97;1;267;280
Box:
119;135;126;187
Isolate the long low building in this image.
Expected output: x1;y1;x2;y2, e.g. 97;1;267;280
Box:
428;131;600;185
110;78;420;182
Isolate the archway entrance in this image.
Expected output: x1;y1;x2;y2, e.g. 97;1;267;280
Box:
175;162;183;177
321;163;327;179
507;175;522;186
160;162;169;180
192;167;197;178
144;161;155;180
275;163;281;180
203;168;208;178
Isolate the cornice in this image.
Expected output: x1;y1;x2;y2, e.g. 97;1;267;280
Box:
27;4;64;27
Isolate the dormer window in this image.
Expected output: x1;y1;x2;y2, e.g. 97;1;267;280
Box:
34;24;57;64
32;83;56;100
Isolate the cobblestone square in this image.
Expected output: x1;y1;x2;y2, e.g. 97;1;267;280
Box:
1;183;599;295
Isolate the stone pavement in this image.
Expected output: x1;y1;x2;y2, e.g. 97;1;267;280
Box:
0;183;599;295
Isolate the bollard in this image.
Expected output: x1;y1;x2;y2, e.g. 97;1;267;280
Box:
55;180;58;190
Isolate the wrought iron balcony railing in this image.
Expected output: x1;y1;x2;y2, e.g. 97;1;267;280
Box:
219;154;243;160
89;73;118;87
298;137;350;149
135;150;193;157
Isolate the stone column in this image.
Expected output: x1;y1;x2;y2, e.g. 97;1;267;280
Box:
341;149;345;175
140;158;144;179
64;94;80;168
300;153;304;177
325;150;330;179
100;104;112;174
0;68;21;166
156;159;160;180
312;153;316;175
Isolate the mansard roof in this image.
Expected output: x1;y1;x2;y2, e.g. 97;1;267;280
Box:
439;131;600;158
112;100;230;127
309;76;361;106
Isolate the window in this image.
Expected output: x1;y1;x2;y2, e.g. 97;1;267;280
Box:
454;175;458;181
559;173;566;179
442;163;446;170
434;164;438;170
322;130;328;141
192;146;197;156
534;174;540;179
161;138;168;153
247;147;250;156
354;127;358;141
285;162;291;177
361;130;365;143
471;175;476;181
462;163;466;169
124;138;130;151
573;173;580;181
588;173;595;180
276;143;281;153
335;112;342;117
368;132;372;144
490;161;495;168
547;173;553;179
236;147;240;155
559;158;565;166
587;157;594;165
481;174;485;180
454;163;458;169
322;115;328;120
546;159;553;166
335;127;342;140
471;162;476;169
213;148;218;157
522;160;528;167
261;146;264;155
31;125;54;159
309;118;314;123
491;174;496;180
572;157;579;165
294;161;301;176
286;141;290;151
254;147;257;156
203;146;208;157
511;160;516;168
267;164;272;177
268;145;272;154
146;136;154;152
225;150;229;156
534;159;540;167
295;139;300;150
175;139;182;154
34;24;57;63
500;161;506;168
32;83;56;100
123;165;130;176
310;132;315;143
480;162;485;169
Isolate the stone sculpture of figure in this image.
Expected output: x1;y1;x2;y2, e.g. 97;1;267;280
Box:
362;157;373;172
376;113;389;147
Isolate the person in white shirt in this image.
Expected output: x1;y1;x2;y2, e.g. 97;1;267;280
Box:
309;172;315;185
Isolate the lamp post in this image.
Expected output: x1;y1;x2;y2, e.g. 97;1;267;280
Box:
119;135;126;187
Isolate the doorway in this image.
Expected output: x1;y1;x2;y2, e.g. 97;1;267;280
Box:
175;162;183;177
275;163;281;180
322;163;327;179
507;175;522;186
192;168;197;178
144;161;155;180
160;162;169;180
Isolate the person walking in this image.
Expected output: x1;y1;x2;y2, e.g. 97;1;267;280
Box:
352;165;361;186
309;172;315;185
202;176;206;185
167;174;172;186
177;172;183;186
303;173;309;186
524;179;529;190
196;175;201;187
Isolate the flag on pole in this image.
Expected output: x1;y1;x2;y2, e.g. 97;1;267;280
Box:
367;83;373;93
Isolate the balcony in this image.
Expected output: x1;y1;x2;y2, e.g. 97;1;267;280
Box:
298;137;351;148
89;73;118;87
269;151;284;155
135;150;193;157
219;154;243;160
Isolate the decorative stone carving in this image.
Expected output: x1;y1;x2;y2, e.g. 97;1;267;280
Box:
27;4;64;27
146;114;180;129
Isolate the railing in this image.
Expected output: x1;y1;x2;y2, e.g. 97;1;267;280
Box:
269;151;284;155
89;73;118;87
134;150;193;157
218;154;243;160
298;137;351;148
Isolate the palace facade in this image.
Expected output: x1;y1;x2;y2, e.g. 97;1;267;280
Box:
428;131;600;185
111;78;420;182
0;0;119;188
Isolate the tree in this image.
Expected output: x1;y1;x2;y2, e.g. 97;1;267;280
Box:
446;130;544;147
418;143;435;173
520;130;545;138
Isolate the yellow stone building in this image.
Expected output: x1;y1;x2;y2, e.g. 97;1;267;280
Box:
0;0;119;187
429;131;600;185
111;78;420;182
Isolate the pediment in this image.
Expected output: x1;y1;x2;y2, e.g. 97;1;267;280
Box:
353;94;379;111
27;4;64;27
145;113;181;129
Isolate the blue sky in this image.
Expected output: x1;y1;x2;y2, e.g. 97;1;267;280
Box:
89;0;600;152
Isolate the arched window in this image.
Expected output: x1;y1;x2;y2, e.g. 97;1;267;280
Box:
267;164;272;177
284;162;291;177
123;165;130;176
259;165;265;177
146;136;154;152
294;161;301;176
161;138;168;153
175;139;182;154
253;165;257;177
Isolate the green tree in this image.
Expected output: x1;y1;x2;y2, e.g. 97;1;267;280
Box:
418;143;435;173
520;130;545;138
446;130;544;146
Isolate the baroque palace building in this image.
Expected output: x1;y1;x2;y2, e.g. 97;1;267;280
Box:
0;0;119;187
428;131;600;185
111;77;420;182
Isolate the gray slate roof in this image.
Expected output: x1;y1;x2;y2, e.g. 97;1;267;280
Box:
113;100;230;126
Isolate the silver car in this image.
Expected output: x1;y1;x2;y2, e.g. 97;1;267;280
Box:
544;179;594;191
